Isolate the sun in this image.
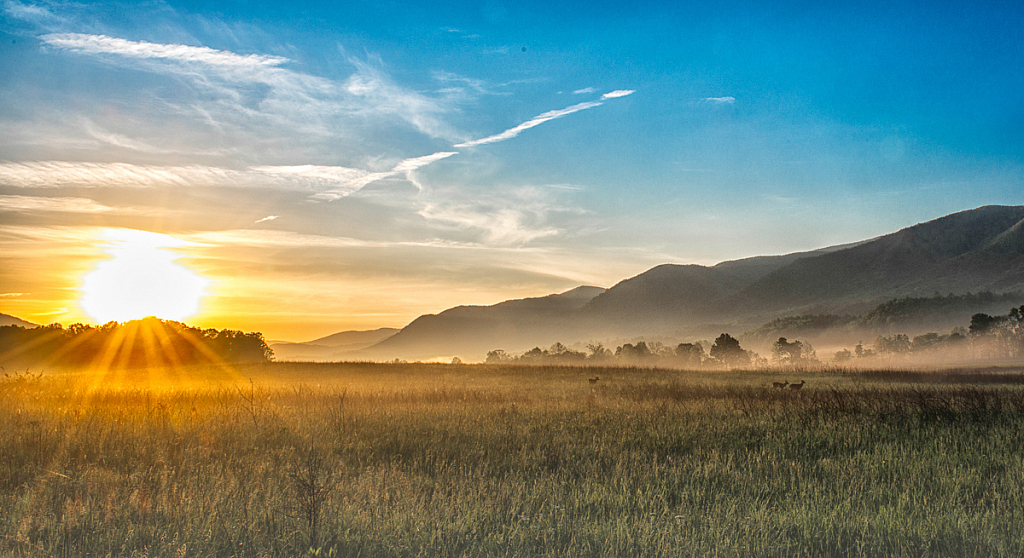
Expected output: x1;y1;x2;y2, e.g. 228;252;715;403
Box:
80;229;210;323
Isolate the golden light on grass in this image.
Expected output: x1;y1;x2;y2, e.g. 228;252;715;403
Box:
80;229;210;323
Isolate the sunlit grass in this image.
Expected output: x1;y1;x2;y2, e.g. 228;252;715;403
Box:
1;363;1023;556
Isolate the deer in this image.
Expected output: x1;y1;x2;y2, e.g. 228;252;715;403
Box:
772;381;788;389
788;380;805;391
588;377;599;385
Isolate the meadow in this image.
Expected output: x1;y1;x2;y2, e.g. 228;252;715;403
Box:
2;362;1024;557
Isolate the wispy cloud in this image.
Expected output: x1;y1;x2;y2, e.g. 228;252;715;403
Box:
303;151;459;200
41;33;290;68
24;31;639;207
454;101;603;148
183;229;389;249
433;71;491;96
4;0;62;26
38;33;459;143
453;89;635;149
81;119;166;153
419;203;560;245
174;228;560;255
573;87;597;95
416;185;585;246
390;151;459;191
701;96;735;105
254;215;278;224
341;54;455;139
601;90;635;99
0;161;250;189
279;89;631;198
0;160;374;194
0;152;461;200
251;164;378;196
392;151;459;173
0;194;115;213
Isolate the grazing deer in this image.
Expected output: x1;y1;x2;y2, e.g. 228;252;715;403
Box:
788;380;805;391
588;377;599;384
772;381;788;389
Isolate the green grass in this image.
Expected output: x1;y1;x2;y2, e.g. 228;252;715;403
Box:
1;363;1023;557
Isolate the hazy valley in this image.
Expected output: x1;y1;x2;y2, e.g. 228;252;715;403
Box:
261;205;1024;363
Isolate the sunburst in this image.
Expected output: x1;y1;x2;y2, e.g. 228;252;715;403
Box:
80;229;210;323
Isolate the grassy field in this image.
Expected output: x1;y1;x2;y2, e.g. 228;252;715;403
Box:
2;362;1024;557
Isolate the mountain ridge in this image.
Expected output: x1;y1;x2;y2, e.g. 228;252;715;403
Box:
358;286;607;359
352;205;1024;361
270;327;398;362
0;314;38;328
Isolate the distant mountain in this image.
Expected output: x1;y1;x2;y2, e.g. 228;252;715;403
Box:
732;205;1024;317
305;328;400;347
271;328;398;361
359;205;1024;361
0;313;37;328
355;286;605;360
563;241;870;337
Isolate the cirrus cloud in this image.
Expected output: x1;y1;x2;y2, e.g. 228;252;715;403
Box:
0;194;116;213
38;33;457;142
455;101;603;148
701;96;736;105
41;33;290;68
601;89;635;99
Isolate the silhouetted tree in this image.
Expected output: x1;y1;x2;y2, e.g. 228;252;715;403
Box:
674;343;705;367
547;342;586;363
709;333;749;366
875;334;911;355
490;343;586;365
616;341;653;360
519;347;547;363
969;313;1001;335
586;343;613;362
485;349;511;363
911;333;941;351
967;306;1024;358
771;337;816;364
0;318;273;369
772;337;802;363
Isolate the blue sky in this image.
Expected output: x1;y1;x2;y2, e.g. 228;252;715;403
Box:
1;0;1021;339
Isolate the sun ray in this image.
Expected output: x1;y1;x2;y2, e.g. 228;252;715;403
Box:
89;323;132;383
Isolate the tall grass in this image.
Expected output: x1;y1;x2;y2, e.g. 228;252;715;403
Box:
1;363;1023;556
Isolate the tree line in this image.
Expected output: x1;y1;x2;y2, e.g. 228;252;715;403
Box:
485;305;1024;368
835;305;1024;362
747;291;1023;342
0;317;273;369
486;333;757;368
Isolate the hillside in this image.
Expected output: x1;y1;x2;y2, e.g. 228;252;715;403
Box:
574;241;864;336
733;206;1024;316
356;286;605;360
271;328;398;362
359;205;1024;361
0;313;38;328
742;291;1024;352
